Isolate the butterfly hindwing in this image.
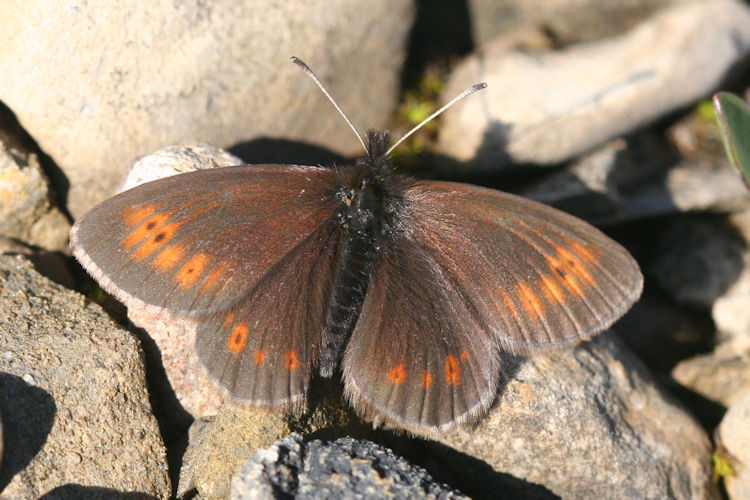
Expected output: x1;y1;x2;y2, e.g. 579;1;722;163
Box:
71;164;344;405
343;231;498;432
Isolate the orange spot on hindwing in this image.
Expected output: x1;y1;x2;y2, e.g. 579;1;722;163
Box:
445;355;461;386
175;253;208;289
285;351;301;370
460;349;470;362
388;363;407;384
227;323;249;353
255;350;265;365
421;371;433;389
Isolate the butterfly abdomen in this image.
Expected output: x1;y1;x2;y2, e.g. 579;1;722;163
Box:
317;165;403;377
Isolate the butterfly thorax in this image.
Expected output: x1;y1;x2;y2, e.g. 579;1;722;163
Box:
317;131;408;377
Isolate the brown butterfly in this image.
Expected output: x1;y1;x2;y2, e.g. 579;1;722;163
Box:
70;58;642;433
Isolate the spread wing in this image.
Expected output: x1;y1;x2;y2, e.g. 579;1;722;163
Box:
343;180;642;432
71;165;344;405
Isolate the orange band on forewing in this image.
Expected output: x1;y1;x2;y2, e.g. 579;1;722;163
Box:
175;253;208;289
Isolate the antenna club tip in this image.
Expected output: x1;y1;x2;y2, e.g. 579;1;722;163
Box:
475;82;488;90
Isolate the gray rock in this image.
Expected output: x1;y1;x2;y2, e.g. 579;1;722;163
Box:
430;333;716;499
0;138;69;252
180;378;368;499
717;389;750;499
520;138;750;225
0;254;170;498
439;0;750;170
712;210;750;351
468;0;672;46
231;433;467;500
0;0;414;218
651;216;746;308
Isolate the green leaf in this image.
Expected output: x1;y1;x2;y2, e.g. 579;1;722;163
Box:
713;92;750;189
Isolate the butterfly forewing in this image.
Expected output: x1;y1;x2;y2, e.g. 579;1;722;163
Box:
400;181;643;353
71;164;345;405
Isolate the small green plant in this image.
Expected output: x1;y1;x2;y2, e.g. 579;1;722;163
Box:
713;92;750;189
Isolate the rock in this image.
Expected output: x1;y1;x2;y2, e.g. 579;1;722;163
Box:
425;333;716;499
0;138;69;251
0;0;414;218
712;210;750;351
231;433;468;500
651;216;746;308
717;389;750;499
672;347;750;408
438;0;750;170
0;254;170;498
180;378;368;499
468;0;671;46
520;137;750;225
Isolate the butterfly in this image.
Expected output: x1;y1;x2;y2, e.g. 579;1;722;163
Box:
70;58;642;434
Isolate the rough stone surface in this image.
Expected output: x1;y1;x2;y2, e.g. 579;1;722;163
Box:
0;139;69;251
651;216;747;308
439;0;750;170
0;254;170;499
520;138;750;225
0;0;414;218
717;390;750;500
427;333;716;499
468;0;673;46
672;347;750;408
231;433;468;500
181;379;368;499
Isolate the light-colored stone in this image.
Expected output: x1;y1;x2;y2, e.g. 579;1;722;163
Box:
439;0;750;170
0;0;414;218
0;254;170;499
717;389;750;499
0;139;69;251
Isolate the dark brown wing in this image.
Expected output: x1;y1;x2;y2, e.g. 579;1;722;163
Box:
71;165;344;405
343;180;642;432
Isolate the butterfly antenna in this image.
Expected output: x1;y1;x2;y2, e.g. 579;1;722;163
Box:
291;56;368;154
387;82;487;155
